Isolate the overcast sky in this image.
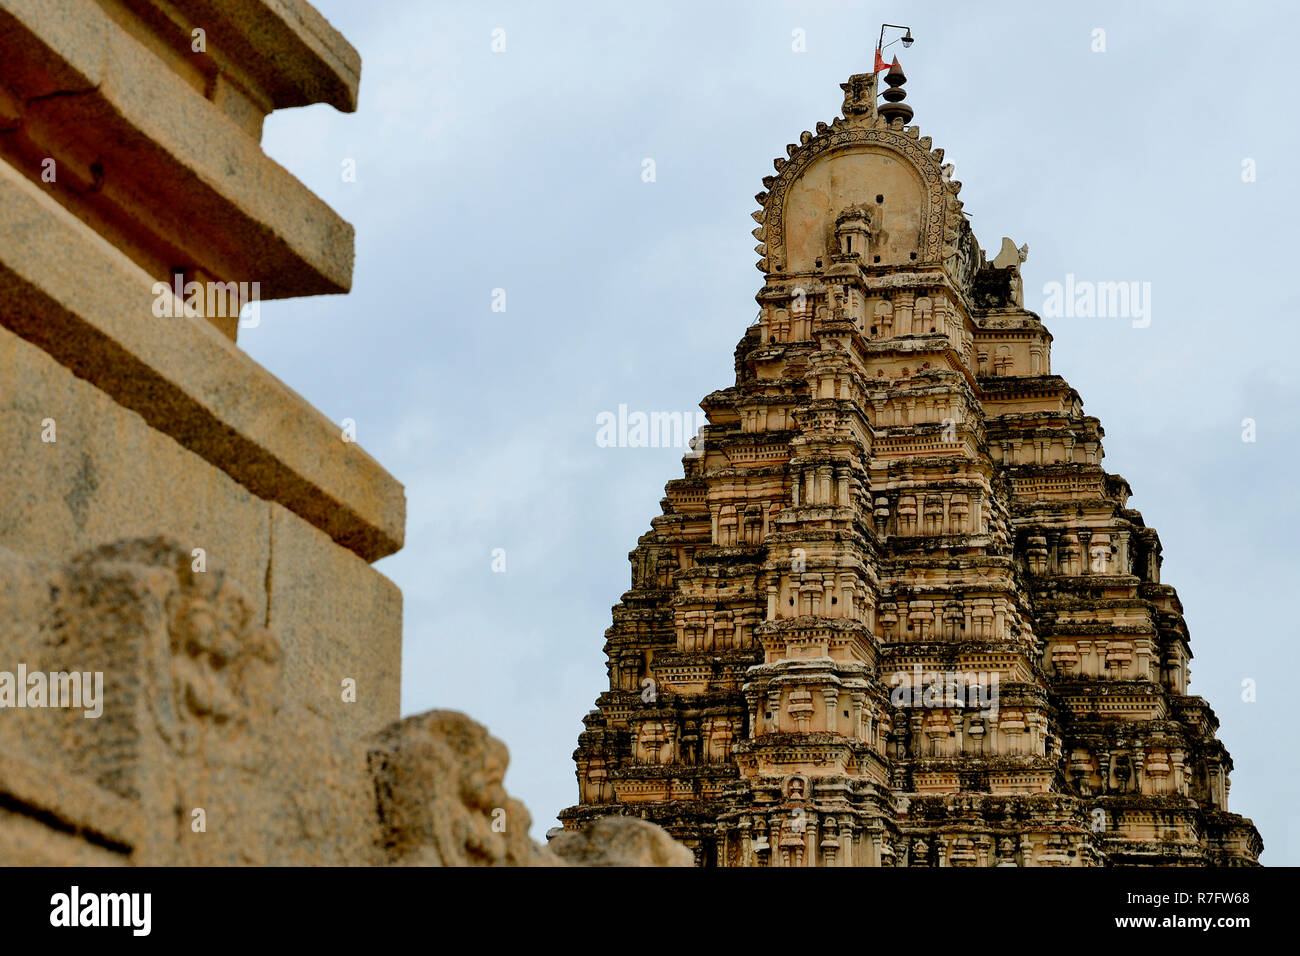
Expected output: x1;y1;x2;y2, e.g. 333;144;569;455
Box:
247;0;1299;864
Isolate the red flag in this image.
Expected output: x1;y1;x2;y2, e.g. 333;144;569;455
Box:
874;48;890;72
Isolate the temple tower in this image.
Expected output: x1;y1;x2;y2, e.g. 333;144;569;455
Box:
562;63;1261;867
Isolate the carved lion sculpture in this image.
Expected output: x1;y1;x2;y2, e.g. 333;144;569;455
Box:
366;709;697;867
367;709;558;866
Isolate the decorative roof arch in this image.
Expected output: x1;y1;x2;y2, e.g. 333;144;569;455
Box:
749;71;971;280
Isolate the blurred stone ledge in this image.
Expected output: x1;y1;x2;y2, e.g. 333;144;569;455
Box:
0;160;403;562
0;0;357;306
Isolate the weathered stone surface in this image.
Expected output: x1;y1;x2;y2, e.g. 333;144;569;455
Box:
0;536;386;865
0;161;405;561
549;815;695;867
0;739;137;865
0;325;272;620
268;503;402;737
0;326;404;736
163;0;361;113
0;536;686;868
0;0;356;298
0;0;432;868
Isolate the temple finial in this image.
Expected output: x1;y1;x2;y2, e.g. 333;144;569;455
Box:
878;57;913;125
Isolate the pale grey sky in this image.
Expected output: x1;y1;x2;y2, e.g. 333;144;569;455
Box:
248;0;1299;864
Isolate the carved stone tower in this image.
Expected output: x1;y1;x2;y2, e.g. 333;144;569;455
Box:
562;67;1262;867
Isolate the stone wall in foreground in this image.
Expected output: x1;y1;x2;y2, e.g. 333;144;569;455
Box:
0;0;687;867
0;0;403;866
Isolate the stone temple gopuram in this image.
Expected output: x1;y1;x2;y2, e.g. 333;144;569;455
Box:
562;63;1262;867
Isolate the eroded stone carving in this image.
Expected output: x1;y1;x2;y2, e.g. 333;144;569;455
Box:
367;709;693;867
53;538;282;771
367;710;558;866
1;536;693;866
548;815;695;867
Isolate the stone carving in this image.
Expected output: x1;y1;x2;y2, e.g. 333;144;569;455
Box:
703;716;735;762
62;538;284;761
368;709;559;867
548;815;695;867
0;537;294;863
367;710;692;867
22;538;284;797
991;236;1030;270
0;535;699;866
991;237;1030;307
831;204;873;262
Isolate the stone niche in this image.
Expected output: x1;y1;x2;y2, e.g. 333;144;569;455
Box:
782;148;929;271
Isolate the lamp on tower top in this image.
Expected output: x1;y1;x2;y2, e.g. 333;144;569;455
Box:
875;23;916;124
876;23;915;58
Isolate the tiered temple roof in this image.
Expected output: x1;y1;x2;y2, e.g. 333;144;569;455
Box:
561;64;1261;867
